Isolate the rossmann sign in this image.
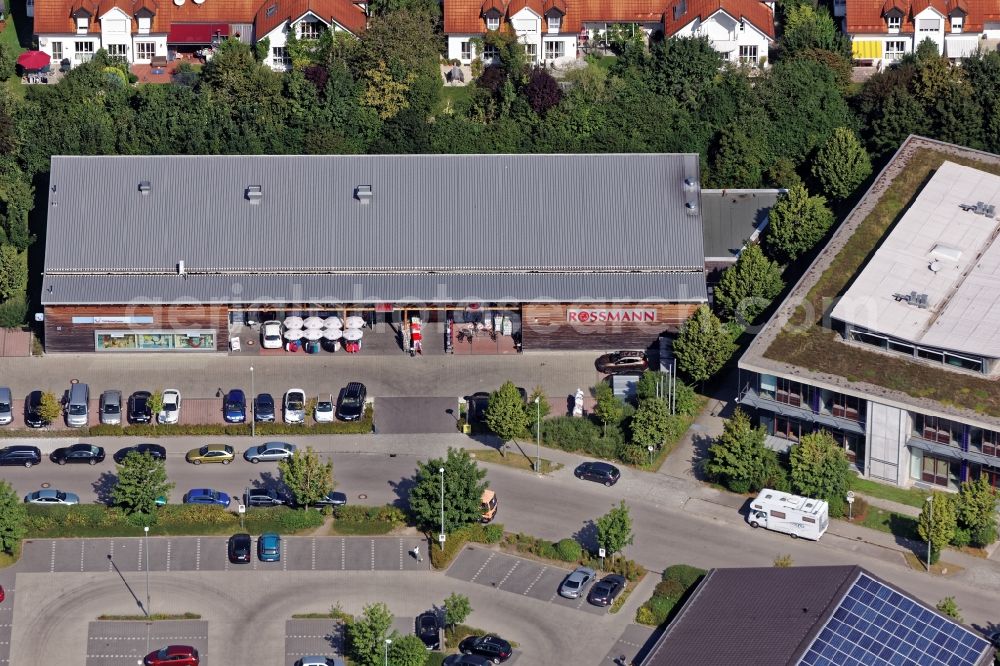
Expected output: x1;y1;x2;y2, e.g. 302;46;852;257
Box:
567;309;657;324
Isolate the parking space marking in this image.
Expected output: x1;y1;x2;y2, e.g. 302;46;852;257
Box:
523;566;547;595
49;540;55;572
311;538;316;570
399;539;403;570
166;540;172;571
80;541;85;572
497;561;519;589
341;538;346;570
283;541;288;571
370;539;375;570
195;538;201;571
135;539;141;571
469;553;495;583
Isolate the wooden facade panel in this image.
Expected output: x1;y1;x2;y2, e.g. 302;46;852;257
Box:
44;304;229;353
521;302;701;351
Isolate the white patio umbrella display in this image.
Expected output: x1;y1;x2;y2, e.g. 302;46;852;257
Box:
342;328;364;341
323;316;343;329
345;316;365;329
283;316;304;329
283;328;305;341
303;316;324;330
323;328;343;340
302;327;324;341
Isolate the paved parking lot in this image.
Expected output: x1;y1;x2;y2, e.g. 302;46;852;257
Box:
0;575;11;666
20;536;431;574
445;546;606;616
86;620;207;666
600;624;657;665
375;397;459;434
284;619;345;666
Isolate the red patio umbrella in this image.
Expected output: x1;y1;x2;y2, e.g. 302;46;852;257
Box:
17;51;51;71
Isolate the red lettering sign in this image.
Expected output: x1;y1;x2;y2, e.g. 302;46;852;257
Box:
566;309;657;324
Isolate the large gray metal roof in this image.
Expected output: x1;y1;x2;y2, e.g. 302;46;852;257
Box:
43;154;706;274
701;189;781;260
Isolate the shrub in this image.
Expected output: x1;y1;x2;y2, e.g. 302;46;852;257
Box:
663;564;706;588
653;579;685;600
635;605;657;626
540;416;625;460
970;523;997;548
334;504;406;524
950;527;971;549
555;538;582;562
0;297;27;328
482;523;504;543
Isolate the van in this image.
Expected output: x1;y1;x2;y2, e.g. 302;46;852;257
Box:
481;489;498;523
747;488;829;541
0;387;12;425
65;382;90;428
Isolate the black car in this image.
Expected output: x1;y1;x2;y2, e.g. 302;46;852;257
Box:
335;382;367;421
595;350;648;375
245;488;286;507
443;656;490;666
128;391;153;424
416;611;441;650
587;574;626;607
457;635;512;663
309;491;348;509
0;445;42;467
50;443;105;465
228;533;252;563
24;391;49;428
254;393;275;423
113;443;167;464
574;461;621;487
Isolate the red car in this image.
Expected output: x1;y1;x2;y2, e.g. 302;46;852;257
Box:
0;585;5;602
144;645;199;665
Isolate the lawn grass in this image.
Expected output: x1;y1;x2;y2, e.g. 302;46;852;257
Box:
467;448;562;474
436;85;473;115
97;612;201;621
902;552;964;575
1;0;29;100
858;506;920;541
764;146;1000;417
647;396;707;472
849;476;929;509
0;549;19;569
426;654;447;666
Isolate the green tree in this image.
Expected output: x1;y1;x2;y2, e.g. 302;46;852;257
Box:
347;602;395;666
444;592;472;628
596;500;634;558
673;305;737;384
790;431;851;517
918;492;958;565
0;44;15;81
525;385;550;428
408;448;487;533
388;634;428;666
956;476;998;545
713;243;784;324
148;390;164;426
0;479;26;555
705;408;786;494
630;398;672;449
39;391;63;424
812;127;872;200
593;383;624;435
485;381;530;445
0;244;27;301
763;184;836;263
111;451;174;519
709;109;771;189
781;4;847;56
362;60;416;120
935;597;963;622
277;446;334;508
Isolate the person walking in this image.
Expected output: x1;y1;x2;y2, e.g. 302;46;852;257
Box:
412;545;422;562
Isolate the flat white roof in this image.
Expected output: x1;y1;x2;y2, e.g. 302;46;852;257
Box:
831;161;1000;359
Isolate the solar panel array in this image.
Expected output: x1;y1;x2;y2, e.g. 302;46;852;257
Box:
799;573;990;666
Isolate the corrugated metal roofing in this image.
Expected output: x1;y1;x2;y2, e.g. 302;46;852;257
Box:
43;154;706;274
40;272;707;305
701;189;780;260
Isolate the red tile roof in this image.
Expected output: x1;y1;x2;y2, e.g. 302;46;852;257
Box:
847;0;995;33
254;0;366;35
664;0;774;37
507;0;543;15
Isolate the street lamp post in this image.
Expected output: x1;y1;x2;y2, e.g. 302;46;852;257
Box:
925;495;933;574
439;467;445;550
250;365;255;439
384;638;392;666
534;396;541;473
143;526;150;617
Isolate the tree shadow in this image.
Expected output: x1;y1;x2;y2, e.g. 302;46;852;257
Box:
970;621;999;644
688;433;716;482
92;470;118;505
573;519;599;553
248;471;285;497
324;623;347;653
389;477;416;510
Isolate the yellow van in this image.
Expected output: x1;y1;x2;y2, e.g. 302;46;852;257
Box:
481;489;498;523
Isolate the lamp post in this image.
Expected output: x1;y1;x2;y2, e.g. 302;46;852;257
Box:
143;526;150;617
925;495;933;574
647;445;654;466
249;365;255;438
439;467;445;550
534;396;541;473
384;638;392;666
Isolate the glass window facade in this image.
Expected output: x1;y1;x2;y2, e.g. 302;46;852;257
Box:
95;330;215;352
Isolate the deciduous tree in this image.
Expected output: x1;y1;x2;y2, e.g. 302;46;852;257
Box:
278;446;334;508
593;383;624;436
521;68;562;115
812;127;872;200
111;451;174;520
485;381;529;445
347;602;395;666
706;408;786;494
713;243;784;324
388;635;428;666
408;448;487;533
956;476;998;546
918;492;957;565
596;500;634;558
443;592;472;628
790;431;851;517
0;244;27;301
763;184;836;263
0;480;26;555
39;391;63;424
630;398;673;449
673;305;737;384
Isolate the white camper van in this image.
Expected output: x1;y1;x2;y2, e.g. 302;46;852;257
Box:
747;489;829;541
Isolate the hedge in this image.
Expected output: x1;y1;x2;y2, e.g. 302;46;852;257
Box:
429;522;504;569
0;405;374;438
502;532;646;581
539;416;625;460
331;504;407;535
636;563;706;626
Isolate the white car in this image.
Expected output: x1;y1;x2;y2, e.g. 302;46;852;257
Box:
315;394;334;423
158;389;181;424
261;320;283;349
284;389;306;424
296;658;345;666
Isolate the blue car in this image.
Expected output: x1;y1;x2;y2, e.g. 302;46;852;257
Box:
258;532;281;561
223;389;246;423
184;488;231;507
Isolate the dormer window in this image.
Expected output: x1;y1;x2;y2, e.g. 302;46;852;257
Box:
76;15;88;32
548;15;561;31
137;15;150;33
486;16;499;29
951;15;963;32
887;14;901;31
298;20;322;39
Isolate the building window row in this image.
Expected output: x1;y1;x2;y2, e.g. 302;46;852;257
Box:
758;412;865;467
757;375;861;423
848;327;987;374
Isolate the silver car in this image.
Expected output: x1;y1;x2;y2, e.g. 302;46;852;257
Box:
100;390;122;425
243;441;297;463
0;387;12;425
25;489;79;505
284;389;306;424
559;566;595;599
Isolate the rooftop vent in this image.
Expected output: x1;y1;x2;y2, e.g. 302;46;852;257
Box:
892;291;930;309
684;201;698;216
928;260;942;273
246;185;263;205
138;180;151;196
177;260;185;275
683;177;698;192
930;244;961;263
959;201;995;217
355;185;373;205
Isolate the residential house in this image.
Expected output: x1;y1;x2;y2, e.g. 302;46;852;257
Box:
443;0;773;68
846;0;1000;66
32;0;364;69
